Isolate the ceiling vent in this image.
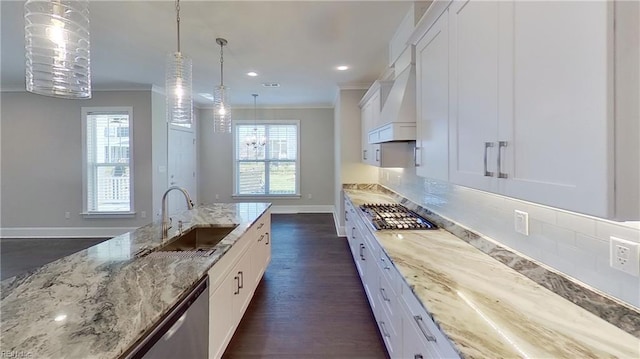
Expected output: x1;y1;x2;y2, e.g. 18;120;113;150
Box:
262;82;280;88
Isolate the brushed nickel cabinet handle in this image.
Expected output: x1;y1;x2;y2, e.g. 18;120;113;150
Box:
258;234;264;242
381;257;390;270
484;142;495;177
363;149;368;160
497;141;508;178
257;223;264;229
234;276;240;295
414;146;420;167
375;148;380;162
359;243;365;260
351;227;356;239
379;321;390;338
238;271;244;289
415;355;424;359
414;315;437;342
345;211;348;221
265;232;269;245
380;287;390;302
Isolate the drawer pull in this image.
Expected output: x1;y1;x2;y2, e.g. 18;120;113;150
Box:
414;355;424;359
265;232;270;245
414;315;437;342
345;211;348;221
379;321;390;338
484;142;495;177
257;223;264;229
351;227;356;239
234;275;240;295
381;257;390;270
380;287;390;302
497;141;508;179
359;243;365;260
258;234;265;242
238;271;244;289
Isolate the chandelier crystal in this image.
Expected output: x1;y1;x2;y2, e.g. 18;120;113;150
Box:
166;0;193;125
24;0;91;99
213;38;231;133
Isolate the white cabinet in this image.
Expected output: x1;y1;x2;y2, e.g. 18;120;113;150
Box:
415;9;449;181
208;213;272;359
251;210;271;286
360;81;395;167
343;195;458;358
413;0;637;219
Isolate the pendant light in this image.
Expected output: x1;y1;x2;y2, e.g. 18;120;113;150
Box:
245;94;266;150
166;0;193;125
213;38;231;133
24;0;91;99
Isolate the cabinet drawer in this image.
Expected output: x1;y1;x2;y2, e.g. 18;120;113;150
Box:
401;283;459;358
375;294;401;359
377;270;401;339
377;249;401;293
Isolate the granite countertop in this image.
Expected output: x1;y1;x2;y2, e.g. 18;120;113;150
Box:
344;188;640;358
0;202;271;359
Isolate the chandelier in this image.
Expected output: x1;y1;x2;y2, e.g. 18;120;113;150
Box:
245;94;266;150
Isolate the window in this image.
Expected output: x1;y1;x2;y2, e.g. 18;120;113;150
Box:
82;107;134;215
234;120;300;197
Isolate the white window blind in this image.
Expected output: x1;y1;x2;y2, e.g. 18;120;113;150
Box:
82;107;133;214
234;121;299;196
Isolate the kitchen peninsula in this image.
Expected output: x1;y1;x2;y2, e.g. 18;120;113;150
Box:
0;202;271;359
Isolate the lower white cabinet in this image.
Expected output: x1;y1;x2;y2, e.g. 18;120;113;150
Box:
208;210;272;359
344;196;459;359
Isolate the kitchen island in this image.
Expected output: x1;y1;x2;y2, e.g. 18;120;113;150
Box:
0;202;270;359
344;186;639;358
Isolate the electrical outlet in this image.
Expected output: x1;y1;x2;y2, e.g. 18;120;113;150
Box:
64;212;71;220
514;210;529;236
141;211;147;219
307;193;312;199
610;236;640;276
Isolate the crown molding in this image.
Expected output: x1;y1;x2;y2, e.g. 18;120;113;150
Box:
336;82;371;90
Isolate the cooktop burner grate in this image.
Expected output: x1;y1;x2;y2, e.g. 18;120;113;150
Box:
359;203;437;230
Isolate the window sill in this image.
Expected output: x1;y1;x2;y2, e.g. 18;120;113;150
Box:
232;194;301;200
81;211;137;219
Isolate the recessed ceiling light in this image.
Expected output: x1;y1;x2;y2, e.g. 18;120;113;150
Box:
337;65;349;71
262;82;280;88
247;71;258;77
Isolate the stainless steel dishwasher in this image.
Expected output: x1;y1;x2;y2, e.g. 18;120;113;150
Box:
124;276;209;359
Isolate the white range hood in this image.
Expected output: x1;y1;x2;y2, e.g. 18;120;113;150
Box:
369;64;417;144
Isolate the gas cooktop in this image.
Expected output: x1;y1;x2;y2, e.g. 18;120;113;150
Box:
359;203;437;230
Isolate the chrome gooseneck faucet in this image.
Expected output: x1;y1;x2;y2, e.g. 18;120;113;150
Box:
161;186;194;238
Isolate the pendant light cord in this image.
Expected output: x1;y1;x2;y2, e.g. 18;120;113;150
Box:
219;43;224;86
253;94;258;130
175;0;181;53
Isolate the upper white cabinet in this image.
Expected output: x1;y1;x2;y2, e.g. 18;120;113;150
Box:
415;9;450;181
360;81;391;166
412;0;638;219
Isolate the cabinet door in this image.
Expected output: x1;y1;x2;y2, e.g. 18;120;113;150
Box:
370;91;382;129
233;250;254;322
448;0;500;191
209;272;236;359
251;212;271;286
416;10;449;181
361;100;374;164
500;1;612;217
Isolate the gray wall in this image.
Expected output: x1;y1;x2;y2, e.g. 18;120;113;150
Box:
151;90;168;222
1;91;155;233
198;107;334;209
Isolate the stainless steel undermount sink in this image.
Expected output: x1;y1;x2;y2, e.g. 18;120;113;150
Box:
158;225;238;252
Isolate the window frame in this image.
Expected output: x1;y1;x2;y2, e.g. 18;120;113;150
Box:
232;119;301;199
81;107;136;217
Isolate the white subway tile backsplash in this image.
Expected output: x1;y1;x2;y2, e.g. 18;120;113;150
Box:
596;221;640;243
557;211;597;237
542;223;576;246
378;169;640;307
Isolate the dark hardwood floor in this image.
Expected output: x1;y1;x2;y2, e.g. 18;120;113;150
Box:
223;213;387;359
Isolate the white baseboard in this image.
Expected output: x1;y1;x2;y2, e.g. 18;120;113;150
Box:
0;227;136;238
333;209;346;237
270;205;335;214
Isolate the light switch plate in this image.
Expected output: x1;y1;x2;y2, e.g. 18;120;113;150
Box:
610;236;640;276
514;210;529;236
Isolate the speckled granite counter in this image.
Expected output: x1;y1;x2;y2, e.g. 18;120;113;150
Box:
344;187;640;358
0;202;270;359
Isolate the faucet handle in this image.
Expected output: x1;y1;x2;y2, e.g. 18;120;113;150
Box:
168;217;173;230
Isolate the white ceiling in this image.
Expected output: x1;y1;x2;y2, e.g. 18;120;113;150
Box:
1;1;412;108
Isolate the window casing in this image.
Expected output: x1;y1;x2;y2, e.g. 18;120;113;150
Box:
82;107;134;215
233;120;300;197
